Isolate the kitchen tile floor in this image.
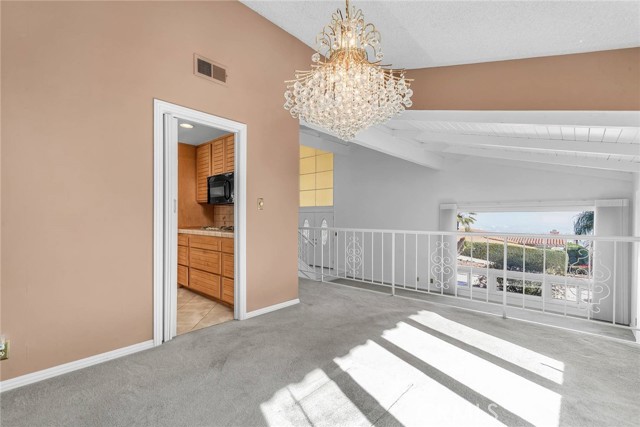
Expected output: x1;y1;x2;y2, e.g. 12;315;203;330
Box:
177;287;234;335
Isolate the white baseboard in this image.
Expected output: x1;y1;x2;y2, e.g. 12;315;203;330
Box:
245;298;300;319
0;340;154;393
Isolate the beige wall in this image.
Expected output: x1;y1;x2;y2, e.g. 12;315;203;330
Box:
407;48;640;110
1;1;312;380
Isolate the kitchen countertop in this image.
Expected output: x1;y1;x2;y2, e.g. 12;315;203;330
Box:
178;227;234;238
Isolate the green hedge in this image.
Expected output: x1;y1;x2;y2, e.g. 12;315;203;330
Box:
460;241;568;274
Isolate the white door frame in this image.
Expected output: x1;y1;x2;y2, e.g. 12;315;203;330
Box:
153;99;248;346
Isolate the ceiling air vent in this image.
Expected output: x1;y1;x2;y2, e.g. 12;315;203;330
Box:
194;54;227;85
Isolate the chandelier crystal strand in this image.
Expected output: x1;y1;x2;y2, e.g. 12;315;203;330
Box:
284;0;413;141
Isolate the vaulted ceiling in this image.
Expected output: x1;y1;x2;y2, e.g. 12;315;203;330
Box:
245;1;640;175
302;111;640;177
242;0;640;69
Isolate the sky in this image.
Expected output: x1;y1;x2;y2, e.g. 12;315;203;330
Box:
460;211;589;234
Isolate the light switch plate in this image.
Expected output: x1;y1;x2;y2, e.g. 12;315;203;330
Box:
0;340;9;360
257;198;264;210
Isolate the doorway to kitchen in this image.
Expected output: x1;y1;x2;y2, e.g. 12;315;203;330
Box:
153;100;247;345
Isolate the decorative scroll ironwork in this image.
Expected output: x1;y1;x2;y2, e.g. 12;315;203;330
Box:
588;249;611;314
346;234;363;277
431;239;453;290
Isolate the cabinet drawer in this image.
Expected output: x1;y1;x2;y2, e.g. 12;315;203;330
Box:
190;248;221;274
189;235;221;251
222;253;234;278
222;278;234;304
189;269;220;298
178;245;189;266
178;265;188;287
221;238;234;254
178;234;189;247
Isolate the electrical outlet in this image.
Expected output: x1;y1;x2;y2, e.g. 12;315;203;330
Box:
0;340;9;361
430;278;434;284
416;276;419;282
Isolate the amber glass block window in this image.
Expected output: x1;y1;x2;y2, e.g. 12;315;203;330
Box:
300;145;333;207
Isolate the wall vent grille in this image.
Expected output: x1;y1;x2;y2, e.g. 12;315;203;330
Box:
194;54;227;85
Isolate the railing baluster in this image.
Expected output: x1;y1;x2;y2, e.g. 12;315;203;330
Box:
381;232;384;286
391;232;396;296
470;235;474;301
454;233;458;298
542;239;547;314
564;243;568;317
587;242;591;320
503;237;508;319
344;230;347;279
321;228;324;282
613;241;617;325
440;235;444;296
403;233;407;289
486;238;489;303
415;234;418;291
427;234;431;293
371;232;374;283
522;243;526;309
352;230;356;278
362;231;365;281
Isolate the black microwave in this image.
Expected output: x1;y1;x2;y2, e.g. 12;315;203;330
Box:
208;173;234;204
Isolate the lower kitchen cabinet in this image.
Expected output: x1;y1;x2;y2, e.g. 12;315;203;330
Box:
222;278;234;304
178;265;189;287
189;268;221;298
178;233;234;306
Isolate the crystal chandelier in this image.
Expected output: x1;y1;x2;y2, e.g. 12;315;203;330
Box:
284;0;413;141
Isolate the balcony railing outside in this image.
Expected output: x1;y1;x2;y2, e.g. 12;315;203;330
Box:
298;226;640;329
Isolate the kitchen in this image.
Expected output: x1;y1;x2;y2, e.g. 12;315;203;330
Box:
176;120;236;335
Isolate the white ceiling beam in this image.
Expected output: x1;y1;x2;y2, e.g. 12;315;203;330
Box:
444;153;634;182
446;146;640;173
299;131;351;155
410;131;640;157
395;110;640;127
301;121;444;170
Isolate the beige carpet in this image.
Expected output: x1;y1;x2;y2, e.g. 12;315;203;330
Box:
2;279;639;426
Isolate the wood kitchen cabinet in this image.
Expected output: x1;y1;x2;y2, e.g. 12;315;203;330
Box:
195;134;235;203
177;233;234;306
195;143;211;203
211;134;235;175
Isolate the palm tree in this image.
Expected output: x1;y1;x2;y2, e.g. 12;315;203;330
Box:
456;212;476;254
457;212;477;231
573;211;594;235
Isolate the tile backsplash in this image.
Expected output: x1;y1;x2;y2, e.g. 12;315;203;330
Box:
213;205;234;227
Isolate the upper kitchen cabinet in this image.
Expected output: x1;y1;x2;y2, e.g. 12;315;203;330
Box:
212;134;234;175
224;135;235;173
196;143;211;203
195;134;235;204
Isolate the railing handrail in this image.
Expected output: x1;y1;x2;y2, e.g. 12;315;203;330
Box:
298;229;317;246
297;226;640;243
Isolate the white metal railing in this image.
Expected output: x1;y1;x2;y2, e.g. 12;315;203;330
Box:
298;226;640;330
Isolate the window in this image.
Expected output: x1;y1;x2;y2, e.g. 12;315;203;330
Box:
300;145;333;207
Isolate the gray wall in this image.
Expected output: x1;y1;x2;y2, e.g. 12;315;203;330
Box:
332;144;634;231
